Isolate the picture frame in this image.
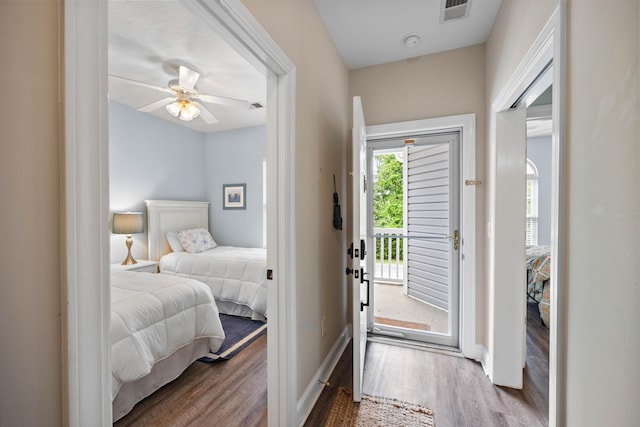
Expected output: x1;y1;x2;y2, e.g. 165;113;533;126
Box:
223;183;246;210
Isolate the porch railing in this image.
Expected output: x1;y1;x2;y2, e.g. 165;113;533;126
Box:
373;227;404;283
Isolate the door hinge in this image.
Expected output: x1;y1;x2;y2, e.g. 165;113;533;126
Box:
266;269;273;280
363;174;367;192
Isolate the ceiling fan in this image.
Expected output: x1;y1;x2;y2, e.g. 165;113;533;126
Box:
109;65;253;124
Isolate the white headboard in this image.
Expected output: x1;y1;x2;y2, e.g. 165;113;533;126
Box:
145;200;209;262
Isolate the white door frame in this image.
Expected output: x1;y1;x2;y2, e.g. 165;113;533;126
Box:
487;4;566;426
63;0;297;425
366;113;479;359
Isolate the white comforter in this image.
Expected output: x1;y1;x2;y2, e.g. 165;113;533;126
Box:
110;269;225;399
159;246;267;320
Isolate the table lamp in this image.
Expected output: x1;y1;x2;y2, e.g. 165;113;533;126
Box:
112;212;144;265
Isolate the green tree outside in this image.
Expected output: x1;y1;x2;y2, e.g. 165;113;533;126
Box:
373;153;403;260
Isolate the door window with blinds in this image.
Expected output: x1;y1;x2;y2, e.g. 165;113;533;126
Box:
526;159;539;246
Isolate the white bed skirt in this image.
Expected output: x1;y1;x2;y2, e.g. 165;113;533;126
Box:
112;338;210;422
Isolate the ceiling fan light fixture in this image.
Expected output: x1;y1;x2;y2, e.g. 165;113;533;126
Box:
166;101;182;117
165;100;200;121
179;102;200;121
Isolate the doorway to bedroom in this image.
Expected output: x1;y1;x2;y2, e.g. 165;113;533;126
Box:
108;0;271;423
67;0;296;424
523;87;553;423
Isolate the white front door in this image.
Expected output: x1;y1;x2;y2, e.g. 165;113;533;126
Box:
351;96;369;402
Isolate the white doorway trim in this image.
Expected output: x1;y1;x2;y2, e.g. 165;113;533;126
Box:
487;4;566;426
366;113;479;359
63;0;297;425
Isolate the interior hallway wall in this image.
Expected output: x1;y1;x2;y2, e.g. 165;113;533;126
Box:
242;0;351;400
485;0;558;368
0;1;63;425
349;44;487;344
564;0;639;424
487;0;640;424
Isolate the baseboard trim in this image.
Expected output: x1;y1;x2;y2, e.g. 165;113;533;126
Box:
479;344;492;380
296;327;350;427
464;342;485;362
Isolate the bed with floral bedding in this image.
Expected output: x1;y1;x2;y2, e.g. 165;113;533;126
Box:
526;245;551;327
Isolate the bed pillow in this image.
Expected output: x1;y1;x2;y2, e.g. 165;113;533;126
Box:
166;231;185;252
177;228;218;253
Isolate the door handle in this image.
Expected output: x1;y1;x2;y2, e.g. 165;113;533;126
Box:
360;268;370;311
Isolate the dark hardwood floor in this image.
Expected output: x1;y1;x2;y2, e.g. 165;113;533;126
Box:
305;302;549;427
114;304;548;426
114;334;268;427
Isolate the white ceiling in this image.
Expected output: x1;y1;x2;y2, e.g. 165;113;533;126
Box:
313;0;503;70
108;0;504;132
108;1;267;134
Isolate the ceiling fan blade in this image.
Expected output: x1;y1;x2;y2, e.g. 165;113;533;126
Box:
193;102;219;124
109;74;173;94
194;93;252;110
178;65;200;90
138;97;177;112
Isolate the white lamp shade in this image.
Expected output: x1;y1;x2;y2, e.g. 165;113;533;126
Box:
112;212;144;235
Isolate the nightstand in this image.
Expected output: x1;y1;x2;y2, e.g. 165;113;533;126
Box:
112;260;159;273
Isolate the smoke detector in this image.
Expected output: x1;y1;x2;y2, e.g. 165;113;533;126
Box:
403;34;420;48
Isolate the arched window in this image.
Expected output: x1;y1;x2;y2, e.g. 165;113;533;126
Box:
526;159;539;246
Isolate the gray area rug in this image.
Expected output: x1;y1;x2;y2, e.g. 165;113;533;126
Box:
199;314;266;362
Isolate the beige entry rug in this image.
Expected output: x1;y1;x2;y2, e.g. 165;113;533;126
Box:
324;387;435;427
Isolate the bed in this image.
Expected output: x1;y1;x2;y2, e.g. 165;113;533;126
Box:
145;199;268;322
111;268;226;421
526;245;551;327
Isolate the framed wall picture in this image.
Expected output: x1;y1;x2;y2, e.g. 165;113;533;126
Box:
223;183;246;210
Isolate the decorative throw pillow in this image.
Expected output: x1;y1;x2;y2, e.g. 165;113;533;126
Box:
166;231;185;252
177;228;218;253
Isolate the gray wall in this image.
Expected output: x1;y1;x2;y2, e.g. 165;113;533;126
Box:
109;102;266;262
526;135;552;246
204;125;266;248
109;101;207;263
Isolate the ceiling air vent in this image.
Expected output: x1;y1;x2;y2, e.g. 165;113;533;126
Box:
441;0;471;22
